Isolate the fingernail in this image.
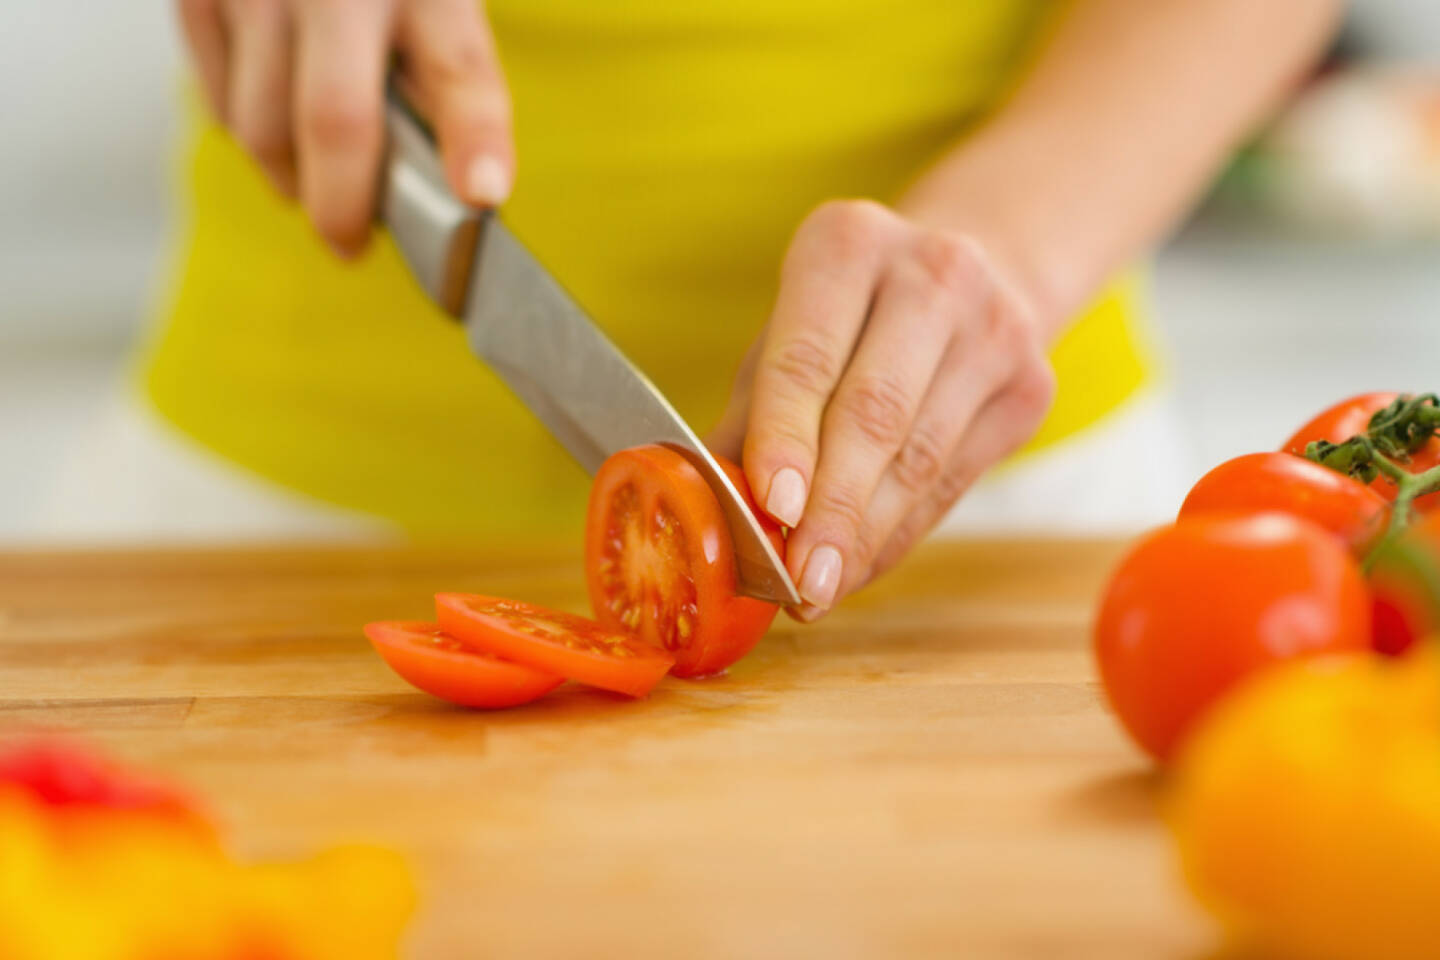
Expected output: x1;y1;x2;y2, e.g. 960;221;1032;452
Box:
765;467;807;527
798;545;843;609
465;155;511;206
789;602;826;623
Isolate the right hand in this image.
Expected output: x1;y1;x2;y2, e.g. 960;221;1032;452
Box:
176;0;513;258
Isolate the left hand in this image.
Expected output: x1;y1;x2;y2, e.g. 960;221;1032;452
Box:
709;199;1056;620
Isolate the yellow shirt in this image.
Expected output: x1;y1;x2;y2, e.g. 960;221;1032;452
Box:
144;0;1151;539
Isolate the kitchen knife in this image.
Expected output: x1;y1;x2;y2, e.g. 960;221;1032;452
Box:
378;91;801;606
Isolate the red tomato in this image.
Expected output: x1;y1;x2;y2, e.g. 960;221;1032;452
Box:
1283;392;1440;513
1178;452;1390;557
433;597;673;698
585;445;783;678
365;620;564;708
1094;513;1371;764
1366;511;1440;656
0;740;212;836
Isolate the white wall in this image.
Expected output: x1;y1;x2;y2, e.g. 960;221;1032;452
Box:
1;1;181;346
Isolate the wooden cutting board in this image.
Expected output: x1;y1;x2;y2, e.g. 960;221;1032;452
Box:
0;540;1209;959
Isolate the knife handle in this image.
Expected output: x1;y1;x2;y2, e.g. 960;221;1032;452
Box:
379;88;485;318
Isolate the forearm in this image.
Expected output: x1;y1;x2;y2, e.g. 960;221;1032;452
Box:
898;0;1343;337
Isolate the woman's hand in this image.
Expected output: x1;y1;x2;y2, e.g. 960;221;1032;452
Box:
710;200;1056;620
176;0;513;257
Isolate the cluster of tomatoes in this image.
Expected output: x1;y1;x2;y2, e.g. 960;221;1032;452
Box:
366;445;785;708
1094;392;1440;764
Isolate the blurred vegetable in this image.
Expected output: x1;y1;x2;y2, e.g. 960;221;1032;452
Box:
1178;452;1389;557
1368;511;1440;656
1093;512;1371;763
1169;648;1440;960
1286;392;1440;519
0;739;414;960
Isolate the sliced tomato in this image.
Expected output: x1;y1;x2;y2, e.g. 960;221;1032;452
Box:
584;445;783;678
433;596;673;698
364;620;564;708
1283;392;1440;513
1178;452;1390;557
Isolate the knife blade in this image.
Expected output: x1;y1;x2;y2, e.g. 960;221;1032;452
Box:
379;91;801;606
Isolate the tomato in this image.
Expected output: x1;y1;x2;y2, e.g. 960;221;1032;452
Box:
1093;512;1371;764
585;445;783;678
1367;511;1440;656
1178;452;1390;557
1283;392;1440;513
433;596;673;698
0;740;212;837
364;620;564;708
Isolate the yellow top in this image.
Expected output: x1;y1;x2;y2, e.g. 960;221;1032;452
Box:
144;0;1152;539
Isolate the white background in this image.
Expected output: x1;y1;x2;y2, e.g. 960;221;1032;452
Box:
3;0;1439;542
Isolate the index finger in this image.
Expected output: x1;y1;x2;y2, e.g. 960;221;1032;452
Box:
743;200;894;527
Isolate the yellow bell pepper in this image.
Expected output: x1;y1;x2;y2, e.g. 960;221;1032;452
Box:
1167;648;1440;960
0;745;415;960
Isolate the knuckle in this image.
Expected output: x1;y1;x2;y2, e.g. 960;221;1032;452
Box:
805;198;893;261
930;467;973;511
749;419;818;469
769;337;841;398
228;0;277;20
1017;358;1058;418
234;117;290;165
911;230;986;297
836;375;913;449
811;483;869;536
891;427;948;493
301;91;378;150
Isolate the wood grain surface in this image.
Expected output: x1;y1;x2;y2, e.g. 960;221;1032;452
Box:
0;540;1211;959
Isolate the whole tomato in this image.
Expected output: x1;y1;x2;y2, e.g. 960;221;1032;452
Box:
1283;392;1440;514
1093;513;1371;763
1178;452;1390;558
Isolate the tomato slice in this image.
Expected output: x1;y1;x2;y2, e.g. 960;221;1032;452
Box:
1283;392;1440;513
364;620;564;708
433;596;673;698
584;445;783;678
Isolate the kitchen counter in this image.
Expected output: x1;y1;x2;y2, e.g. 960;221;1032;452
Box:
0;540;1208;959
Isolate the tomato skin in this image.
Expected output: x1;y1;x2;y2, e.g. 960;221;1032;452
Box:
585;446;782;678
1178;452;1390;557
1283;392;1440;514
1366;511;1440;656
365;620;564;708
1094;513;1371;764
433;596;673;698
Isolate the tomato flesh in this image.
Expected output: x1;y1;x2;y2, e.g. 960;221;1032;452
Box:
365;620;564;708
434;595;672;698
1178;452;1390;557
1093;512;1371;764
1283;392;1440;514
596;481;702;651
586;446;782;678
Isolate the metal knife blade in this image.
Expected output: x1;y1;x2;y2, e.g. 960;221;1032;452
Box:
379;92;801;606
